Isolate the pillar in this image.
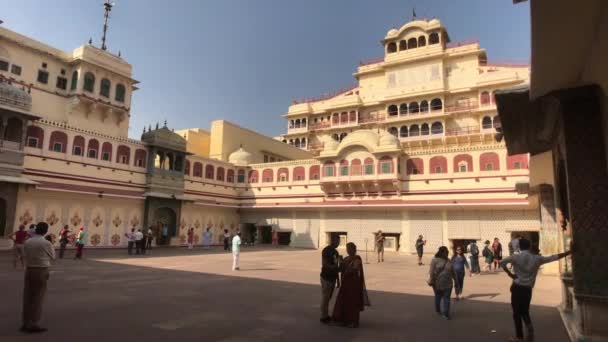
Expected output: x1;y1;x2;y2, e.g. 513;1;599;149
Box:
537;184;560;275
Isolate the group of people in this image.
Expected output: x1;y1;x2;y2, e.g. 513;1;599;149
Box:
10;224;87;268
124;228;154;255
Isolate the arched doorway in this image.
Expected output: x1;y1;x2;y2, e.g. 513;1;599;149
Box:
0;198;6;236
153;207;177;245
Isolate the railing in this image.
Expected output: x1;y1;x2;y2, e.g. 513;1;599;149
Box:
0;75;32;111
444;100;479;113
0;139;22;151
480;59;530;68
445;39;479;49
359;115;386;124
291;84;358;105
359;56;384;66
445;126;481;137
308;122;331;131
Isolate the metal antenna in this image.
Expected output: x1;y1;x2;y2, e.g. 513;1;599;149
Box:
101;1;114;50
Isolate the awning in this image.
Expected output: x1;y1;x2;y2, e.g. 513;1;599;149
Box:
0;175;39;185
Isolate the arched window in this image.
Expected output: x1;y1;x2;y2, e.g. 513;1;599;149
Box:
339;160;349;176
4;118;22;143
216;167;225;181
453;154;473;172
349;111;357;122
101;142;112;161
26;126;44;148
429;32;440;45
70;71;78;90
340;112;348;123
388;105;398;116
49;131;67;153
421;123;430;135
378;156;394;174
115;84;126;102
430;156;447;174
278;168;289;182
399;40;407;51
339;132;347;141
351;159;362;176
184;160;191;175
302;118;307;126
480;91;491;105
409;102;419;113
262;168;273;182
100;78;111;97
406;158;424;175
387;42;397;53
87;139;99;159
293;166;305;181
193;162;203;177
294;119;301;128
400;126;409;138
134;149;146;167
431;122;444;134
388;127;398;136
295;138;301;148
332;134;339;141
289;120;294;129
482;116;493;129
364;158;374;175
420;100;429;113
205;165;214;179
72;135;85;156
237;169;246;183
309;165;320;180
83;72;95;92
226;169;235;182
430;98;443;111
248;170;259;183
407;38;418;49
493;115;501;128
301;137;307;148
507;154;529;170
332;113;339;125
399;103;408;115
116;145;130;164
410;124;420;136
480;152;500;171
323;161;335;177
418;36;427;47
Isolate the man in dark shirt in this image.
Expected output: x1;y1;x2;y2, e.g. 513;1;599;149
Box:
320;234;341;323
415;235;426;266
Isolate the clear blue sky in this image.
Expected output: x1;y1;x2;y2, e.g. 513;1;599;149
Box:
2;0;530;139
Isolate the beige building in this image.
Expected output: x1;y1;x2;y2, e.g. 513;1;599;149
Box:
0;18;554;272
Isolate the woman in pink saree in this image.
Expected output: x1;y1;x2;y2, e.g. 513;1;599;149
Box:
332;242;369;328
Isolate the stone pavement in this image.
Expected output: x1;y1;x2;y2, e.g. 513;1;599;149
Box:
0;246;570;342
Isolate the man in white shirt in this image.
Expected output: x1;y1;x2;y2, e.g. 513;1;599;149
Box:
21;222;55;333
125;229;136;255
500;238;572;342
135;229;144;255
232;232;241;271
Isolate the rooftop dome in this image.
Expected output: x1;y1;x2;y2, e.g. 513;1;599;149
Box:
0;79;32;111
228;147;253;166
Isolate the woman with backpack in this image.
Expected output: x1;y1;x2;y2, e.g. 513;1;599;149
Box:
468;241;481;275
482;240;494;271
428;246;456;320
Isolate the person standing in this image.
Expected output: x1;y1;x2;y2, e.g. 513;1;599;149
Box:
135;229;144;255
332;242;368;328
482;240;494;271
500;239;572;342
223;229;230;251
320;235;340;324
510;235;521;255
58;225;70;259
375;230;385;263
232;232;241;271
492;238;503;271
74;227;86;260
21;222;54;333
125;229;136;255
467;240;481;275
146;226;154;250
203;227;212;249
451;246;470;300
9;225;28;269
187;228;194;250
271;228;279;247
26;224;37;238
428;246;456;320
415;235;426;266
161;225;169;245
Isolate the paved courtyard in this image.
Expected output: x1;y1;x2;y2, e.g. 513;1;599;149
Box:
1;246;569;341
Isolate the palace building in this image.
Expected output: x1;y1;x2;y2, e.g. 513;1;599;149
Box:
0;17;558;271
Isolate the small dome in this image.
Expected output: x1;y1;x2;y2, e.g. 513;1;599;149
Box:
228;147;252;166
0;80;32;111
386;28;399;37
379;131;399;146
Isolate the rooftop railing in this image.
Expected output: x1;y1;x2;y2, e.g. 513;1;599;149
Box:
291;84;358;105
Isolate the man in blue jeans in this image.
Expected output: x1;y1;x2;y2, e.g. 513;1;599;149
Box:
500;239;572;342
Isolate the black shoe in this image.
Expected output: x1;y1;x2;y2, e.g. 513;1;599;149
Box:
24;326;47;333
320;317;331;324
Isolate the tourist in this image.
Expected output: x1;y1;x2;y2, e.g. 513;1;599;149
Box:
415;235;426;265
187;227;194;250
58;225;70;259
467;240;481;275
125;229;136;255
146;226;154;250
223;229;230;251
320;234;340;324
27;224;37;237
74;227;86;260
482;240;494;271
21;222;54;333
332;242;368;328
232;232;241;271
272;228;279;247
135;229;144;254
428;246;456;320
451;246;470;300
9;224;28;269
510;235;521;255
161;225;169;245
492;238;503;271
203;227;212;249
375;230;385;263
500;238;572;342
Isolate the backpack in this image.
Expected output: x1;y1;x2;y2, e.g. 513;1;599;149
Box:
482;246;490;257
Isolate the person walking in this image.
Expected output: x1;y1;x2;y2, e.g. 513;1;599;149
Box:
415;235;426;266
58;225;70;259
332;242;369;328
375;230;385;263
492;238;503;271
202;228;212;249
500;239;572;342
74;227;86;260
223;229;230;251
320;235;340;324
232;232;241;271
467;240;481;275
146;226;154;250
482;240;494;271
451;246;470;300
21;222;54;333
9;225;28;269
187;228;194;250
135;229;144;254
125;229;136;255
428;246;456;320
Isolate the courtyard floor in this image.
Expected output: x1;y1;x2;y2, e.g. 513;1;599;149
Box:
0;246;569;342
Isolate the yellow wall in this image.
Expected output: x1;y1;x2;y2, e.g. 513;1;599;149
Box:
176;128;211;157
